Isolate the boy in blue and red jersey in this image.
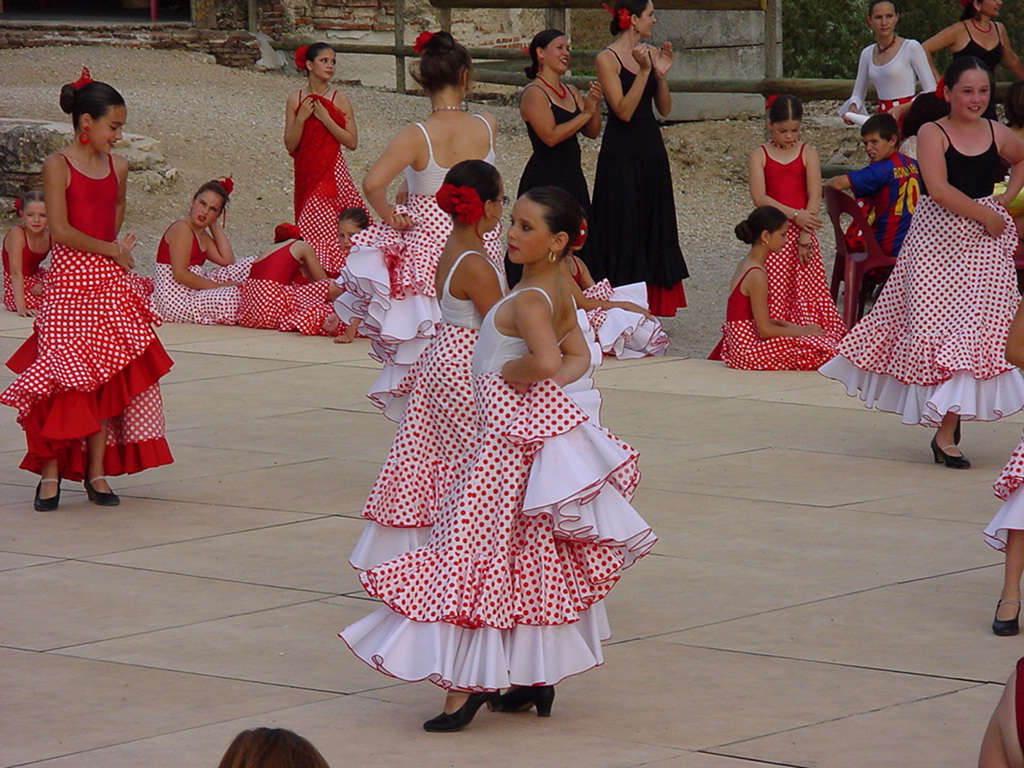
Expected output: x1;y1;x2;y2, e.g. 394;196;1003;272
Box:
828;112;920;258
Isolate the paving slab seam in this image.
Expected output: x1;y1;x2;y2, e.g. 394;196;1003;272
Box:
704;684;988;752
47;558;344;598
601;562;1005;645
102;492;344;515
685;751;808;768
160;363;325;384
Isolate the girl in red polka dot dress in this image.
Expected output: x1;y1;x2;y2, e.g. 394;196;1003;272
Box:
820;56;1024;468
236;223;340;336
709;206;834;370
2;191;51;317
334;32;504;411
349;160;507;570
1;71;173;511
153;180;252;325
341;186;656;732
748;95;846;353
285;43;368;276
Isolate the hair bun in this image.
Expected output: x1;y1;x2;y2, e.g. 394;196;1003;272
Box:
524;63;538;79
734;221;754;244
58;83;77;114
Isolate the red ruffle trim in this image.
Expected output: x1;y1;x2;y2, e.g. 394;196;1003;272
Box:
20;436;174;481
708;337;724;361
6;332;38;373
647;282;687;317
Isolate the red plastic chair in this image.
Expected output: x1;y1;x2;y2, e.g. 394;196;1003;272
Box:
825;185;898;328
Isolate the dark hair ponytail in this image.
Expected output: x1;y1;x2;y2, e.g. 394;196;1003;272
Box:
525;29;565;79
522;186;584;257
944;54;994;91
960;0;979;21
768;93;803;123
411;31;473;93
59;81;125;131
193;180;231;207
735;206;787;244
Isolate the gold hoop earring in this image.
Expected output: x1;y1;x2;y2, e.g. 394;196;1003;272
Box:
548;250;558;263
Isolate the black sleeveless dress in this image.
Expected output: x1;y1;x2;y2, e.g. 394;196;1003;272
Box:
952;21;1003;119
506;86;594;287
587;50;688;316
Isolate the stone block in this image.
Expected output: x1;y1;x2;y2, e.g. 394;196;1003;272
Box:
0;118;72;198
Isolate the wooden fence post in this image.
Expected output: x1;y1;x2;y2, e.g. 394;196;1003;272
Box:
396;0;407;93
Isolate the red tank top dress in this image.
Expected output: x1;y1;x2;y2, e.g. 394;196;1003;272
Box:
2;225;50;312
2;226;49;276
762;144;809;210
157;227;207;267
247;243;303;284
1;152;174;480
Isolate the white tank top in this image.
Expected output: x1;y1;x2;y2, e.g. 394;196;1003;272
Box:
440;250;505;330
473;286;553;375
404;115;497;196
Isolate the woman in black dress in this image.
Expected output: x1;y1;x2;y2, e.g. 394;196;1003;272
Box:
507;29;602;287
588;0;687;316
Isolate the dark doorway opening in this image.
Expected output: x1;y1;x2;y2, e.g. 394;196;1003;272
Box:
0;0;190;23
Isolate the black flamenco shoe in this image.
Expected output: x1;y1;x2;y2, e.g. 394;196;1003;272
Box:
931;436;970;469
422;692;500;732
84;476;120;507
498;685;555;717
993;599;1021;637
33;477;61;512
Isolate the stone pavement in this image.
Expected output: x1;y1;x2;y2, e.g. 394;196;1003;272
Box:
3;311;1024;768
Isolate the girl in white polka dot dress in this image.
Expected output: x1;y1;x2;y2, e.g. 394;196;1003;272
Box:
349;159;507;570
334;32;504;411
341;186;655;732
285;42;368;273
1;70;173;511
820;56;1024;468
152;179;253;325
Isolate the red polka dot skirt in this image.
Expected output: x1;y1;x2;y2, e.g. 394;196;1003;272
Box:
237;278;343;337
341;375;656;691
821;196;1024;425
765;227;847;344
3;269;47;313
1;244;173;480
296;153;367;276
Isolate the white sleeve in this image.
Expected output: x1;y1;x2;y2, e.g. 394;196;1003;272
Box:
839;46;872;116
905;39;937;93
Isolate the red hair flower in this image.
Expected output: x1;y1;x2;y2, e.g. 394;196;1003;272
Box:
572;218;588;250
764;94;779;110
13;198;23;216
218;176;235;195
72;66;93;90
602;4;631;30
294;45;309;72
274;222;302;242
413;31;435;53
436;183;485;226
960;0;972;7
935;78;947;102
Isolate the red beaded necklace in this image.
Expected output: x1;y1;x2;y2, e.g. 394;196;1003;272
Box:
876;36;898;55
537;75;568;100
971;18;993;34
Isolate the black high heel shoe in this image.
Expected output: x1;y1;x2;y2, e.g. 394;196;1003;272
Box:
993;599;1021;636
84;476;120;506
498;685;555;717
931;436;970;469
34;477;61;512
422;692;500;732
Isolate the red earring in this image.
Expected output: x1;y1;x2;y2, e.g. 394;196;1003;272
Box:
78;126;90;146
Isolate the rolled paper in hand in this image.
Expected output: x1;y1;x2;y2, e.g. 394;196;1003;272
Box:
843;111;870;126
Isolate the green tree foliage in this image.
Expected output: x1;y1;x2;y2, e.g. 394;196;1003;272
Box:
783;0;1024;79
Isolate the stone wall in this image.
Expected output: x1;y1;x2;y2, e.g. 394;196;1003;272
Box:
0;23;260;68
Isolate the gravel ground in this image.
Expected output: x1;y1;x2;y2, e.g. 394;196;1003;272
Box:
0;46;867;357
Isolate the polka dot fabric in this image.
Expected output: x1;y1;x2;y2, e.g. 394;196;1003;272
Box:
1;243;173;480
296;155;366;275
360;323;480;531
337;194;504;406
3;270;47;312
715;317;839;371
995;428;1024;501
354;374;655;631
582;280;670;359
152;259;252;325
765;227;847;345
834;197;1019;385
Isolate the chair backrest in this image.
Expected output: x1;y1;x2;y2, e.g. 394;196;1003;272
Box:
823;184;893;269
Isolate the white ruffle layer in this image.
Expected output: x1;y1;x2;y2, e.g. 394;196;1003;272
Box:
350;521;431;570
340;602;610;691
985;485;1024;551
594;283;670;360
819;355;1024;426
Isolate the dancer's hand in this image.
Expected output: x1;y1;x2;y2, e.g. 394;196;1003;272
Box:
653;42;674;78
793;210;823;231
296;96;316;122
802;323;824;336
582;81;603;115
29;283;43;296
17;307;36;318
632;44;653;71
389;210;413;231
114;233;137;270
983;208;1006;238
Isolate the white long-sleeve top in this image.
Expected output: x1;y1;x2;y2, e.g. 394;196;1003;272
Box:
838;39;937;117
